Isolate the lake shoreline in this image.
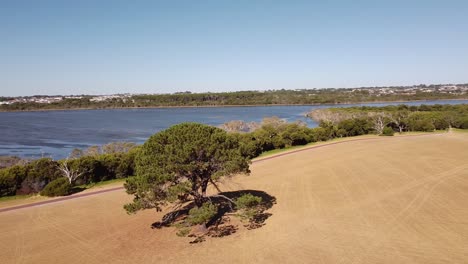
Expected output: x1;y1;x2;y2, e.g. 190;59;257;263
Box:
1;98;468;113
2;99;468;159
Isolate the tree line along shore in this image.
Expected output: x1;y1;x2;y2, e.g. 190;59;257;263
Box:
0;103;466;199
1;86;468;111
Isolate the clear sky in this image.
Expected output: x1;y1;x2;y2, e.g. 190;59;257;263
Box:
1;0;467;96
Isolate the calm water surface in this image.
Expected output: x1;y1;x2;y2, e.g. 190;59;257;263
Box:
1;100;467;159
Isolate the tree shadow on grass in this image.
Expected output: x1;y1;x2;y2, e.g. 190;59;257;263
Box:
150;190;276;242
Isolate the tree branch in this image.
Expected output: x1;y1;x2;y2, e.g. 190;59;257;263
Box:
208;194;235;209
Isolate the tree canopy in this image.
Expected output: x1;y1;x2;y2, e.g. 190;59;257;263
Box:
124;123;250;214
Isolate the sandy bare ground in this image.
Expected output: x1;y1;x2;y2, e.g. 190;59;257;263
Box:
1;133;468;264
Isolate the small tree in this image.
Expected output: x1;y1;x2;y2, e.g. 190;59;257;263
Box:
391;110;409;133
124;123;250;214
381;126;395;136
57;158;85;184
368;112;390;135
40;178;72;197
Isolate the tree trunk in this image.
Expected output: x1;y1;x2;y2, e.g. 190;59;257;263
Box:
201;178;209;198
193;194;205;208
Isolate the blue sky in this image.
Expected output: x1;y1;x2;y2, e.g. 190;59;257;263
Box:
1;0;467;96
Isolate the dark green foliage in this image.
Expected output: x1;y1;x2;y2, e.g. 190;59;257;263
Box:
0;165;27;196
0;171;12;196
124;123;250;213
407;118;435;132
186;202;218;225
234;133;264;159
337;118;372;137
18;158;61;194
454;116;468;129
70;149;137;185
432;115;450;130
98;154;125;180
235;194;263;221
0;169;17;196
310;127;333;142
381;127;395;136
235;194;262;209
309;104;468;133
228;119;314;159
40;178;72;197
279;124;311;147
69;156;105;184
0;145;138;198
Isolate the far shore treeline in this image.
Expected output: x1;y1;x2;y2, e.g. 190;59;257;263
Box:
0;103;467;198
1;85;468;111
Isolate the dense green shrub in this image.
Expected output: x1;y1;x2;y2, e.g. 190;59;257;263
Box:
280;124;310;147
235;134;263;159
381;127;395;136
310;127;332;142
235;194;263;221
235;193;262;209
408;119;435;132
186;202;218;225
0;148;138;197
337;118;372;137
40;177;72;197
432;115;450;130
0;169;17;196
18;158;61;194
69;156;106;184
455;117;468;129
0;165;28;196
98;152;136;179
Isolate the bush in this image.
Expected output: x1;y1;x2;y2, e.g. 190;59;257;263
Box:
235;193;262;209
310;127;332;142
18;158;61;195
0;165;27;197
187;202;218;225
381;127;395;136
98;152;136;180
454;117;468;129
0;169;17;197
236;134;263;159
280;124;310;147
40;177;72;197
235;194;263;221
432;116;450;130
69;156;105;184
338;118;372;137
412;120;435;132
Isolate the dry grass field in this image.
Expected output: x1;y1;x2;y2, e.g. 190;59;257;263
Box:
1;132;468;264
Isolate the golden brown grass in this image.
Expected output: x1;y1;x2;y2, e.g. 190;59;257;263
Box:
1;132;468;263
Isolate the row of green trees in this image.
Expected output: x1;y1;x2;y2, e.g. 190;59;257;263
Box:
2;87;467;111
308;104;468;134
0;144;139;197
0;118;330;198
1;104;466;198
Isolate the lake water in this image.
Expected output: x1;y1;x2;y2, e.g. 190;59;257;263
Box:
1;100;467;159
